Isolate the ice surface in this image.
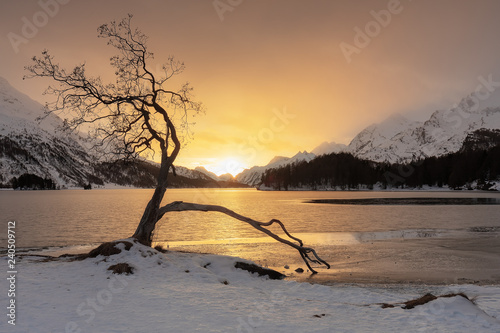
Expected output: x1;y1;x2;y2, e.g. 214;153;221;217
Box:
4;239;499;332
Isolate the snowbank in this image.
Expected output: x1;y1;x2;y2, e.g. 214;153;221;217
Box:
4;239;500;332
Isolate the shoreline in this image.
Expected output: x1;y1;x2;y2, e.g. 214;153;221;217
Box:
9;240;500;332
257;184;500;192
285;269;500;286
2;183;500;192
274;236;500;286
8;234;500;287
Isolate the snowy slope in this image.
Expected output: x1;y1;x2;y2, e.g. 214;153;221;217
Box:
6;241;500;332
217;173;236;182
347;114;423;163
460;128;500;152
0;77;98;187
311;141;348;156
189;167;237;182
194;166;221;181
236;151;316;186
175;165;215;181
349;97;500;163
237;94;500;186
0;77;63;132
0;77;240;188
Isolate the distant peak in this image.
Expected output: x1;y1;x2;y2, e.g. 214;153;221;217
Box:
194;166;208;172
293;150;311;157
267;156;288;165
383;113;409;124
311;141;347;155
455;94;481;114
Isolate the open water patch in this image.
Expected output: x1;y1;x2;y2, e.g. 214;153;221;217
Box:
306;197;500;205
468;226;500;233
161;229;451;248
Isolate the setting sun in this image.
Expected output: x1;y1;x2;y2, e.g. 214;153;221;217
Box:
203;157;247;177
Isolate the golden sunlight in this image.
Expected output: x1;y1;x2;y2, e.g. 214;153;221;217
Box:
203;157;247;177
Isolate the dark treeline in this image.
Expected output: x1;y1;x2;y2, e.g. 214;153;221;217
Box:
6;160;249;190
95;160;248;189
11;173;56;190
260;145;500;191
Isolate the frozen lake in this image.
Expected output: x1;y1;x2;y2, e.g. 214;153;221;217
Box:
1;188;500;284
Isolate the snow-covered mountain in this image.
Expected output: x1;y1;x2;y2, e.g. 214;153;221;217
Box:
347;114;422;163
0;78;63;132
194;166;237;182
0;77;243;189
236;94;500;187
459;128;500;152
5;73;499;189
236;151;315;186
235;141;349;186
348;97;500;163
0;77;100;188
311;141;347;156
194;166;220;181
217;173;236;182
175;165;215;181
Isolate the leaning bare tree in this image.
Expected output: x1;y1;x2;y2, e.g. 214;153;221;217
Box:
25;15;330;273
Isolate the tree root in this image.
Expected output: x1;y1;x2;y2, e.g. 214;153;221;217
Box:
379;292;472;309
234;262;286;280
157;201;331;274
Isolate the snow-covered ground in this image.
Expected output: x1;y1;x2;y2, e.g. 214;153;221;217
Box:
3;239;499;332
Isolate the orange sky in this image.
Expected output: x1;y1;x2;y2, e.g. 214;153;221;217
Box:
2;0;500;175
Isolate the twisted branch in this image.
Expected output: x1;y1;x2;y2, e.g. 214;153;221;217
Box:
157;201;330;274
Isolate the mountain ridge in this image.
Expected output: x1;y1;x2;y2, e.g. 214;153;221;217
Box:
235;151;316;186
0;77;247;189
0;76;100;188
3;76;500;189
347;97;500;163
234;96;500;186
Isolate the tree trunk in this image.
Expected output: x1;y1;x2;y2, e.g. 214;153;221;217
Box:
133;103;182;246
132;151;171;245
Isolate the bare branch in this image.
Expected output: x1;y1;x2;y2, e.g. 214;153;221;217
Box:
157;201;331;274
25;15;329;273
24;16;202;162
